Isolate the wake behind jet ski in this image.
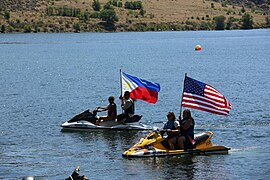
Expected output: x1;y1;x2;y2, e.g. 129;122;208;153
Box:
122;131;230;157
61;107;153;131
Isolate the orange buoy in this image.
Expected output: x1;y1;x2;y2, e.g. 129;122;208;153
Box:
195;45;202;51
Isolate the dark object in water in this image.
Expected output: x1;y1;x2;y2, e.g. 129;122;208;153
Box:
65;166;88;180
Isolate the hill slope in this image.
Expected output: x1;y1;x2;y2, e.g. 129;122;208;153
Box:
0;0;269;32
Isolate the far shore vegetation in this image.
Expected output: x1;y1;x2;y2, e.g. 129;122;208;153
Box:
0;0;269;33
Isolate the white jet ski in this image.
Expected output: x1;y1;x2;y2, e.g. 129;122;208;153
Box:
61;108;153;131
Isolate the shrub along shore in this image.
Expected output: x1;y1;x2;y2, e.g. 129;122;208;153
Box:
0;0;269;33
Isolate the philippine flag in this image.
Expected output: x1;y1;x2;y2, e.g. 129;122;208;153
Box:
121;72;160;104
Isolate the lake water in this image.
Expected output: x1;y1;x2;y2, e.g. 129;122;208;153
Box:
0;29;270;179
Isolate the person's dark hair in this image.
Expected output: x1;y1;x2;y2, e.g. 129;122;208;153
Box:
124;91;130;96
167;112;176;120
108;96;115;101
183;109;192;120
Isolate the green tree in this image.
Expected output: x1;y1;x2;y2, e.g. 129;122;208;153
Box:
1;25;6;33
73;23;80;32
24;25;31;33
90;12;100;18
104;2;114;10
125;1;142;10
110;0;116;6
4;11;11;20
226;17;234;30
140;7;145;17
118;1;123;7
46;6;54;16
241;13;253;29
221;1;227;7
214;15;226;30
100;9;118;24
241;6;245;13
92;0;101;11
134;1;142;9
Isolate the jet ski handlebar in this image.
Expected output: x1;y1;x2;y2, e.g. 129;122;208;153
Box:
154;129;167;136
94;107;103;112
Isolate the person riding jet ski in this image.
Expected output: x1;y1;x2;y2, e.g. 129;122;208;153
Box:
117;91;135;123
96;96;117;125
162;109;195;150
162;111;181;150
178;109;195;150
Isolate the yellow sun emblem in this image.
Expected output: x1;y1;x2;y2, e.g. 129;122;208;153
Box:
123;81;132;90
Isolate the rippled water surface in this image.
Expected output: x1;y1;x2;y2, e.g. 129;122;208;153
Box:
0;30;270;179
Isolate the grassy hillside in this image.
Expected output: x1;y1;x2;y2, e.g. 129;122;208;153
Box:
0;0;269;33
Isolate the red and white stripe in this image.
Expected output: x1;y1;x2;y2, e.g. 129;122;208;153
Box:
182;85;232;116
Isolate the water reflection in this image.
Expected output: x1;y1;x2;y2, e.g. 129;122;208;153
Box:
123;154;232;179
61;129;148;144
60;130;229;179
153;156;196;180
124;156;196;179
60;130;150;155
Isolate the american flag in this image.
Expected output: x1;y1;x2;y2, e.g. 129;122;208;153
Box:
181;76;232;116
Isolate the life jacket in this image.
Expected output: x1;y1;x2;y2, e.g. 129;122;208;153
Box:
124;99;134;114
108;103;117;117
164;120;177;138
164;120;176;130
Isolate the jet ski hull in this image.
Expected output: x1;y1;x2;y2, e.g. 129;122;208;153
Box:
122;146;230;157
61;109;153;131
122;131;230;157
61;121;153;131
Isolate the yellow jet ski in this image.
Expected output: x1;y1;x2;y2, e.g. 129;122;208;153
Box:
122;131;230;157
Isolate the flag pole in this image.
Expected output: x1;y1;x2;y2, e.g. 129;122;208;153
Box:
120;69;123;98
179;73;187;120
119;69;124;112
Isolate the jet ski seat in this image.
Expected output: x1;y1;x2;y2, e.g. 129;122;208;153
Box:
160;132;211;150
194;132;210;145
124;115;142;123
